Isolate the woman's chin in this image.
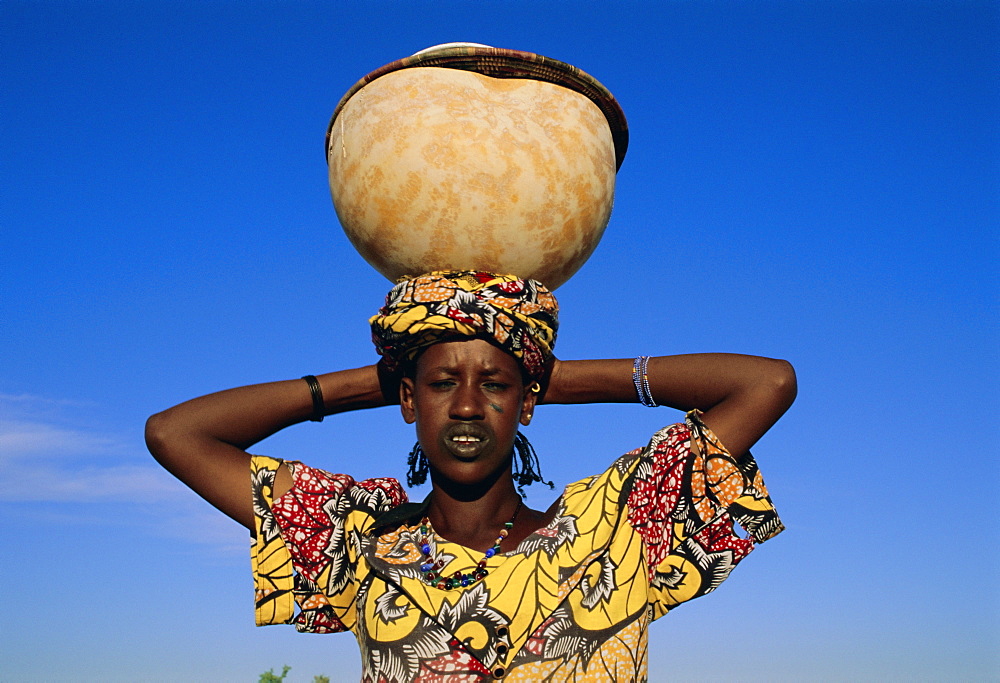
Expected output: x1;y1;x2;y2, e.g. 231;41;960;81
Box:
429;458;512;493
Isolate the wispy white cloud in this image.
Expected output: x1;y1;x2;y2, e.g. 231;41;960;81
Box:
0;394;164;501
0;460;184;502
0;394;247;552
0;418;125;460
148;502;251;554
0;392;96;406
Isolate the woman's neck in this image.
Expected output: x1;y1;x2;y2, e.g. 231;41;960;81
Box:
425;477;552;552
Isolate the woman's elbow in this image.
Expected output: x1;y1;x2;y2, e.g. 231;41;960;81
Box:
145;410;178;465
766;358;797;412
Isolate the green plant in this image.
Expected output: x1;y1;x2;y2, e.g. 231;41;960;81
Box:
257;666;329;682
258;665;291;683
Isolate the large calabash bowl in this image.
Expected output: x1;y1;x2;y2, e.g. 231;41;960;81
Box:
326;45;628;290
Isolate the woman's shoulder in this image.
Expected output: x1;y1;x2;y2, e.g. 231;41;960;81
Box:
560;421;691;503
252;455;408;518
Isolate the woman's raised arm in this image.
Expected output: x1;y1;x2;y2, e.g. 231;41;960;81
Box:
145;365;389;530
542;354;796;458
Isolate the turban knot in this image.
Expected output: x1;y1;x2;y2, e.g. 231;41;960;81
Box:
370;271;559;379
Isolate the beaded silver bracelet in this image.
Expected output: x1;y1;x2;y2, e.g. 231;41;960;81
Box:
631;356;658;407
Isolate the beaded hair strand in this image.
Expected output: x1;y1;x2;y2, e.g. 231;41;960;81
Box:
406;442;429;487
512;431;554;496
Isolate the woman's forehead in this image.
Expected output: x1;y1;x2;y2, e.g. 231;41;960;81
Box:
417;339;521;375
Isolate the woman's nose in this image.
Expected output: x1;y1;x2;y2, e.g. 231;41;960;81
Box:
449;383;484;420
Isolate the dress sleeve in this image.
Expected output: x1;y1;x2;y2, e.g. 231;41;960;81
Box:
625;411;784;621
250;455;407;632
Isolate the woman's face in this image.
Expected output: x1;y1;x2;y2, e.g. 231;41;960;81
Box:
400;339;537;490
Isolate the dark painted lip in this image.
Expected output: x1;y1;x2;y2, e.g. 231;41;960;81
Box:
441;423;492;460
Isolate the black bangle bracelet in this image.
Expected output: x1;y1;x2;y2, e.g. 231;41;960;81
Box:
301;375;325;422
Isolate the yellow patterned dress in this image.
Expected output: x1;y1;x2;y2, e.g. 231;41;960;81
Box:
251;411;783;682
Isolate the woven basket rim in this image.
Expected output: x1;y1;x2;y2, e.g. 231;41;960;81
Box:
325;45;628;171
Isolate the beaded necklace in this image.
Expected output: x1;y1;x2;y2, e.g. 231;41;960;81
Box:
418;497;523;590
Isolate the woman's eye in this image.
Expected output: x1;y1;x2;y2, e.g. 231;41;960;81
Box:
484;382;508;391
430;380;455;389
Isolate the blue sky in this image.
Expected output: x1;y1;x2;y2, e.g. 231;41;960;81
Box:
2;1;997;680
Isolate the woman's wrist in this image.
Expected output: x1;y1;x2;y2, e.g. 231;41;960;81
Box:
310;365;391;416
538;358;637;405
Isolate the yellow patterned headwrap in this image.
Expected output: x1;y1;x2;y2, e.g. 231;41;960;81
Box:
370;271;559;379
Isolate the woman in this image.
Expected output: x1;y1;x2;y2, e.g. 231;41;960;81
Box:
146;271;795;681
